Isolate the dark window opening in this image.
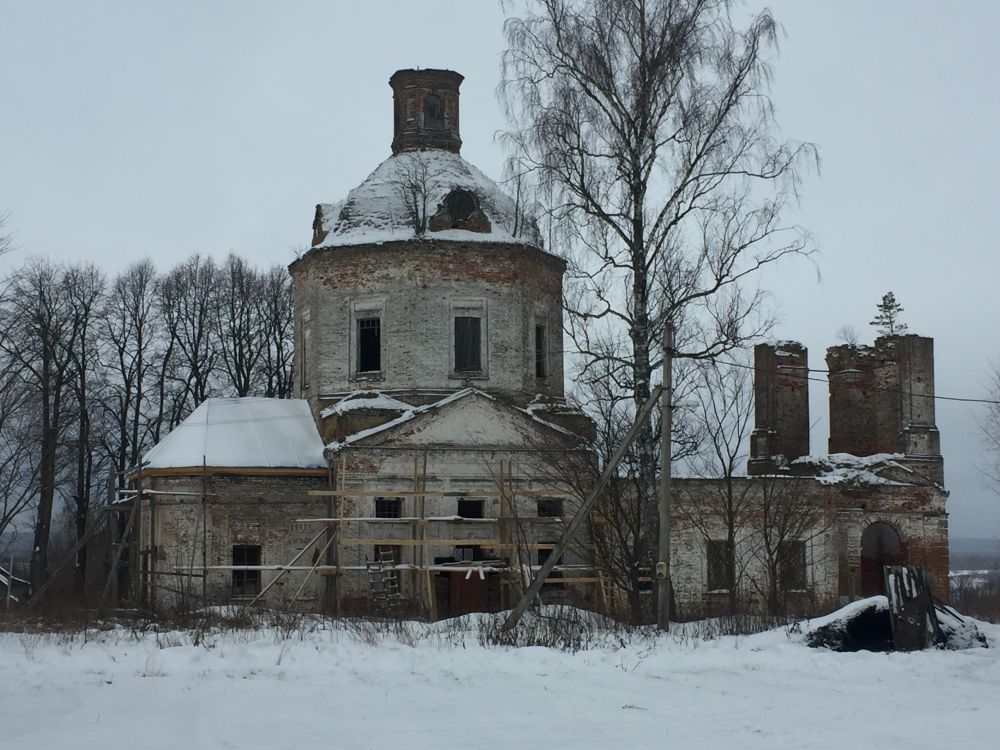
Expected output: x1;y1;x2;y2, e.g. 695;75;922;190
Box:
706;540;734;592
456;545;485;562
457;498;484;519
535;324;547;377
424;94;444;129
357;317;381;373
454;316;481;372
375;497;402;519
445;190;477;221
232;545;261;597
780;540;807;591
537;498;562;518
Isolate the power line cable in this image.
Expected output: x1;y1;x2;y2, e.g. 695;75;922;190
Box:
706;358;1000;406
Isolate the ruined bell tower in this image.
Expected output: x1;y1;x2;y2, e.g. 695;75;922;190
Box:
390;68;463;154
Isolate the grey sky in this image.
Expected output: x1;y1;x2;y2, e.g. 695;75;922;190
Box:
2;1;998;539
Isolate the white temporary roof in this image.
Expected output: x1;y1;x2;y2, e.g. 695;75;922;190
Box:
142;398;327;470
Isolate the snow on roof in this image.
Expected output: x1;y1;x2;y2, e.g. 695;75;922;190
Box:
325;388;584;452
319;391;413;419
327;388;485;451
143;398;326;470
791;452;907;486
313;149;542;249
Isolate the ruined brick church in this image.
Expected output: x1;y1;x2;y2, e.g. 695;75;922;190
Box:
126;69;948;618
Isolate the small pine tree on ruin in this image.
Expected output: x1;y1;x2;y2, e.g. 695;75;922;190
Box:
870;291;908;336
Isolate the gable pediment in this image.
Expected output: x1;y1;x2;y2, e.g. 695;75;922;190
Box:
348;391;571;450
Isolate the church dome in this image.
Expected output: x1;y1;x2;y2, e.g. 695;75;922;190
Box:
311;149;542;249
310;68;541;250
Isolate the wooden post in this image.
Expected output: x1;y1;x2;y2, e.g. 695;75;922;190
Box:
134;463;144;606
324;463;338;614
201;456;208;606
149;467;157;613
108;473;119;604
419;452;435;620
98;501;140;610
657;321;674;632
334;454;345;614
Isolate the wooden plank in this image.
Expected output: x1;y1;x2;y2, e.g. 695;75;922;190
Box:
138;466;328;478
307;489;580;498
247;526;328;606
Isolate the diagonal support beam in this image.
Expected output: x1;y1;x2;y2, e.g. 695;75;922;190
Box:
504;384;664;630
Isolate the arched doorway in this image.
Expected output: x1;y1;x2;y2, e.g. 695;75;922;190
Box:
860;522;904;596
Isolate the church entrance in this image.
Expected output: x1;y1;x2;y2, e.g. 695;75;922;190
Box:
860;522;904;596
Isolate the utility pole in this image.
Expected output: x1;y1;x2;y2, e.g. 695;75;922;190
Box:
657;322;674;631
5;552;13;611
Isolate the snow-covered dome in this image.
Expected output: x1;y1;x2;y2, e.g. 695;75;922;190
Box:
311;149;542;249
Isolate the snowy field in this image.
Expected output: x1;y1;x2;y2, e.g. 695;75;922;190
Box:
1;612;998;750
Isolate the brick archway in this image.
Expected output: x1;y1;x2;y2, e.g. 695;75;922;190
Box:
860;522;904;596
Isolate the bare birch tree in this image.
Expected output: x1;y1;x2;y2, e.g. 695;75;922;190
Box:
500;0;816;570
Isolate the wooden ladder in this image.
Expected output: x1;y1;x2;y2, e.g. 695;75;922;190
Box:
367;546;402;613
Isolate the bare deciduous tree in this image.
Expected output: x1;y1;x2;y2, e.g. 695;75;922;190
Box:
0;211;14;257
394;152;433;236
745;472;830;615
158;254;221;418
217;254;266;397
677;356;755;614
500;0;816;568
0;260;80;588
258;265;295;399
0;370;41;541
101;259;159;477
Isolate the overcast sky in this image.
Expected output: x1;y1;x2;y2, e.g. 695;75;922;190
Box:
2;1;998;540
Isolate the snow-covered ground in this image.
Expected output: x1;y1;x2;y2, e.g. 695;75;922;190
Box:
1;612;998;750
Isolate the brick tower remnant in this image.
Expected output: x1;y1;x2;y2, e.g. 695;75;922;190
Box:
390;68;463;154
826;335;942;483
748;341;810;474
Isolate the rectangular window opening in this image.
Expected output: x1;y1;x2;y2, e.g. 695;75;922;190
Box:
455;545;485;562
232;545;261;597
535;324;547;378
780;540;808;591
536;498;562;518
375;497;402;519
454;316;482;372
457;498;484;519
706;540;734;592
357;317;381;373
